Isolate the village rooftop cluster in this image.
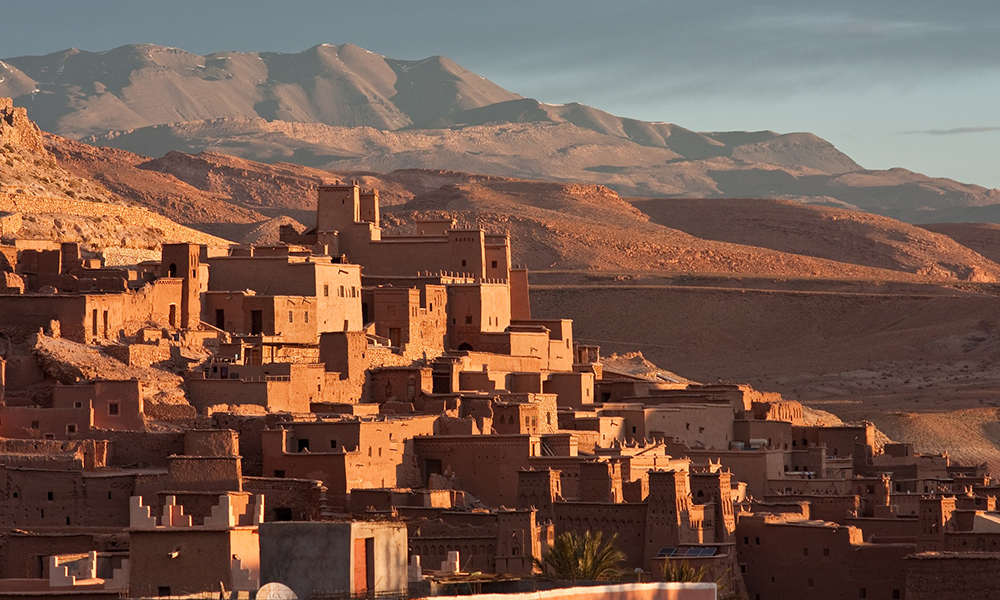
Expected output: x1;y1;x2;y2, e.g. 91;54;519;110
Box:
0;178;997;599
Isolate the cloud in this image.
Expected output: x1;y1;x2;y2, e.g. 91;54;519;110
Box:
904;126;1000;136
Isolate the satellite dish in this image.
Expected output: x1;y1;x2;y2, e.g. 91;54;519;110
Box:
257;582;298;599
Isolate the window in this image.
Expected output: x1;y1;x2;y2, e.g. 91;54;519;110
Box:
304;312;309;323
47;492;54;501
297;439;310;452
330;440;338;449
632;426;637;434
30;420;39;429
491;260;498;268
324;284;329;297
461;260;467;267
66;424;77;435
823;548;830;556
74;401;83;408
755;537;760;545
108;402;119;416
803;547;809;556
892;590;901;599
274;470;285;478
743;536;749;545
339;285;345;297
289;311;294;323
465;315;473;325
808;579;814;588
859;589;866;598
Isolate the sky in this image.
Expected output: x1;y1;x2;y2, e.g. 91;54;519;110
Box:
3;0;999;187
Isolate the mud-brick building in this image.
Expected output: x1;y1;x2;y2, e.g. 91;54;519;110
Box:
261;414;438;510
206;249;363;335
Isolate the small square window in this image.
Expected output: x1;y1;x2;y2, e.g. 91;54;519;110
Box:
47;492;54;501
108;403;119;416
465;315;473;325
66;424;77;435
823;548;830;556
491;260;498;268
74;401;83;408
30;420;39;429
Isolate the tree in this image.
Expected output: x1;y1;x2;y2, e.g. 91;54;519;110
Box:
533;530;626;581
660;559;710;583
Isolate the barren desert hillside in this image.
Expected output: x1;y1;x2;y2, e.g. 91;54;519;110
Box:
48;137;1000;282
6;43;1000;222
0;98;229;253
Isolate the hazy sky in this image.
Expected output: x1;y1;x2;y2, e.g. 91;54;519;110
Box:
3;1;999;187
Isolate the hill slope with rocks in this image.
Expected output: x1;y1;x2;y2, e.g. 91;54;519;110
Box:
0;97;230;252
5;43;1000;222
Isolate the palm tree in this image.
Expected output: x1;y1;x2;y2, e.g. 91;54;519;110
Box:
533;530;626;581
660;559;710;582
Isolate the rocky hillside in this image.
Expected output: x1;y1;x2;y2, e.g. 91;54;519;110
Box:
6;44;1000;222
0;97;230;251
0;44;519;137
46;137;1000;282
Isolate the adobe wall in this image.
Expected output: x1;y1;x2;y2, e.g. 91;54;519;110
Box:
0;530;128;579
186;377;313;414
86;430;184;468
243;476;326;522
0;405;92;439
413;435;538;506
554;502;647;569
0;466;136;528
259;521;407;599
262;417;436;507
734;419;793;450
792;424;875;459
128;528;253;597
684;449;786;496
905;552;1000;599
737;515;913;600
643;404;734;449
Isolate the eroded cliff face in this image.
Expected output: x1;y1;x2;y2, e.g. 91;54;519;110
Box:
0;97;45;155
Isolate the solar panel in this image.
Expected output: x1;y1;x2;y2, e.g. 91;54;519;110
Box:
654;546;719;559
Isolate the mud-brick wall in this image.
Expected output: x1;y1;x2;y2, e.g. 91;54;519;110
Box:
906;552;1000;599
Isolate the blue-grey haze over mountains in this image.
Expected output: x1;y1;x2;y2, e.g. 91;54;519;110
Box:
2;0;998;187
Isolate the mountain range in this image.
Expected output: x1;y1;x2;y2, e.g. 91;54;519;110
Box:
4;43;1000;223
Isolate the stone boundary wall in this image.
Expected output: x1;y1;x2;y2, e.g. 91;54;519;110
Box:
0;192;231;246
